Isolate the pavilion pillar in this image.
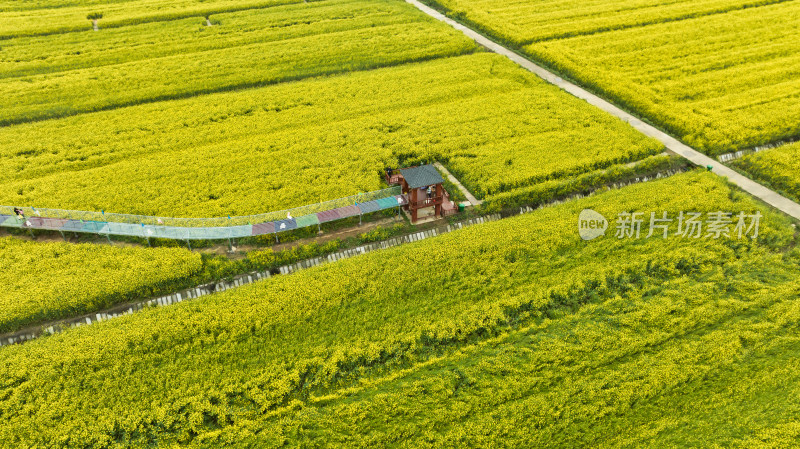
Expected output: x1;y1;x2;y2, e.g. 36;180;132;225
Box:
435;184;443;217
411;188;418;223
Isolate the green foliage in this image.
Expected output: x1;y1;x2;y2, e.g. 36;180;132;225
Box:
245;240;342;270
0;172;797;446
357;224;405;244
86;12;102;21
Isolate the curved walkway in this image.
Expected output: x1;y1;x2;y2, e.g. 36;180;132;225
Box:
406;0;800;221
0;188;406;241
1;213;503;347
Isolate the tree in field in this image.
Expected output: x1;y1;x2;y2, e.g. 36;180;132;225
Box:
87;12;103;31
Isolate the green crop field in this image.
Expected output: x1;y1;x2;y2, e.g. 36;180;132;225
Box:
424;0;800;156
0;53;662;217
2;172;799;446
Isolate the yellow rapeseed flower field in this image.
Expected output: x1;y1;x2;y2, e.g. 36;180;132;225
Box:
1;172;798;446
0;238;202;334
0;54;662;216
732;141;800;204
425;0;800;155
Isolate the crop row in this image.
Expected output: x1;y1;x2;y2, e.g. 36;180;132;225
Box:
0;5;476;125
0;54;662;216
0;237;202;334
0;0;426;79
0;0;302;38
0;171;796;446
424;0;790;44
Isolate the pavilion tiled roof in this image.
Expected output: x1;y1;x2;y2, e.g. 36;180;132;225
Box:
399;164;444;189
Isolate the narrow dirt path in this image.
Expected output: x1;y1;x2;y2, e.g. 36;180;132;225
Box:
406;0;800;221
434;162;482;206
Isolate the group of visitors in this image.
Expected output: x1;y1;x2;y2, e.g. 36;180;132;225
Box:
12;207;32;227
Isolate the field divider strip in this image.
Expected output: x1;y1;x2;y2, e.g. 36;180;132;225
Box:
405;0;800;221
717;137;800;163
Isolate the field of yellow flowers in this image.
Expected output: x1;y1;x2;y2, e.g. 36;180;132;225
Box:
0;0;476;126
732;142;800;204
424;0;800;156
424;0;785;44
2;0;799;445
1;0;431;79
0;238;202;334
0;53;662;217
2;171;799;446
0;0;299;38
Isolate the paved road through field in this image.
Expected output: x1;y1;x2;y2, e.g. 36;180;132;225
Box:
406;0;800;221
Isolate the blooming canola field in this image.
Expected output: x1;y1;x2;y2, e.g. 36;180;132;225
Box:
0;0;300;38
0;238;202;334
0;0;476;125
425;0;800;156
2;173;800;446
3;0;800;446
0;53;662;217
